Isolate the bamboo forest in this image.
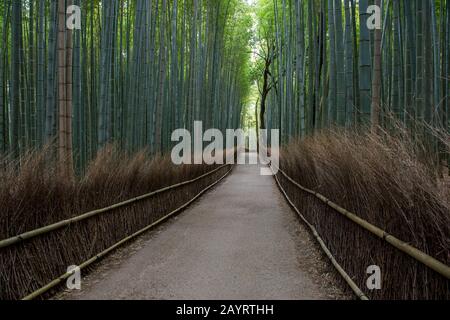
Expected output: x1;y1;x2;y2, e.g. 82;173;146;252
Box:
0;0;449;302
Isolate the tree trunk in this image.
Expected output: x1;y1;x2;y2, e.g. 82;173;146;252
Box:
358;0;371;125
11;0;21;157
58;0;73;178
371;0;382;131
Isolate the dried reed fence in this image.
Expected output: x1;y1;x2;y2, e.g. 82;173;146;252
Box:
0;147;232;300
277;129;449;300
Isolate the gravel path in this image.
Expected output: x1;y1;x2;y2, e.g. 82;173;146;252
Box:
57;154;349;300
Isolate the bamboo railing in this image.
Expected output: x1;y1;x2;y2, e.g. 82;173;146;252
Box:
271;165;369;300
0;164;231;249
272;164;450;281
20;164;233;300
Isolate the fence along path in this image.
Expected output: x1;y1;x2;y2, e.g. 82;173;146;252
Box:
58;154;345;300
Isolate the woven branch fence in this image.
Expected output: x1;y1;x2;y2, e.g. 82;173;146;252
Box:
0;164;232;300
274;165;449;300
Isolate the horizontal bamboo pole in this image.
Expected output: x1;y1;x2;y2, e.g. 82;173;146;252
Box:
0;164;230;249
273;164;450;280
271;166;369;300
22;165;234;300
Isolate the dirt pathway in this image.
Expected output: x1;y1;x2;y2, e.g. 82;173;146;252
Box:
58;153;348;300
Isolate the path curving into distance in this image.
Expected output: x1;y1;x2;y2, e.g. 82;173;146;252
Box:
57;153;348;300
